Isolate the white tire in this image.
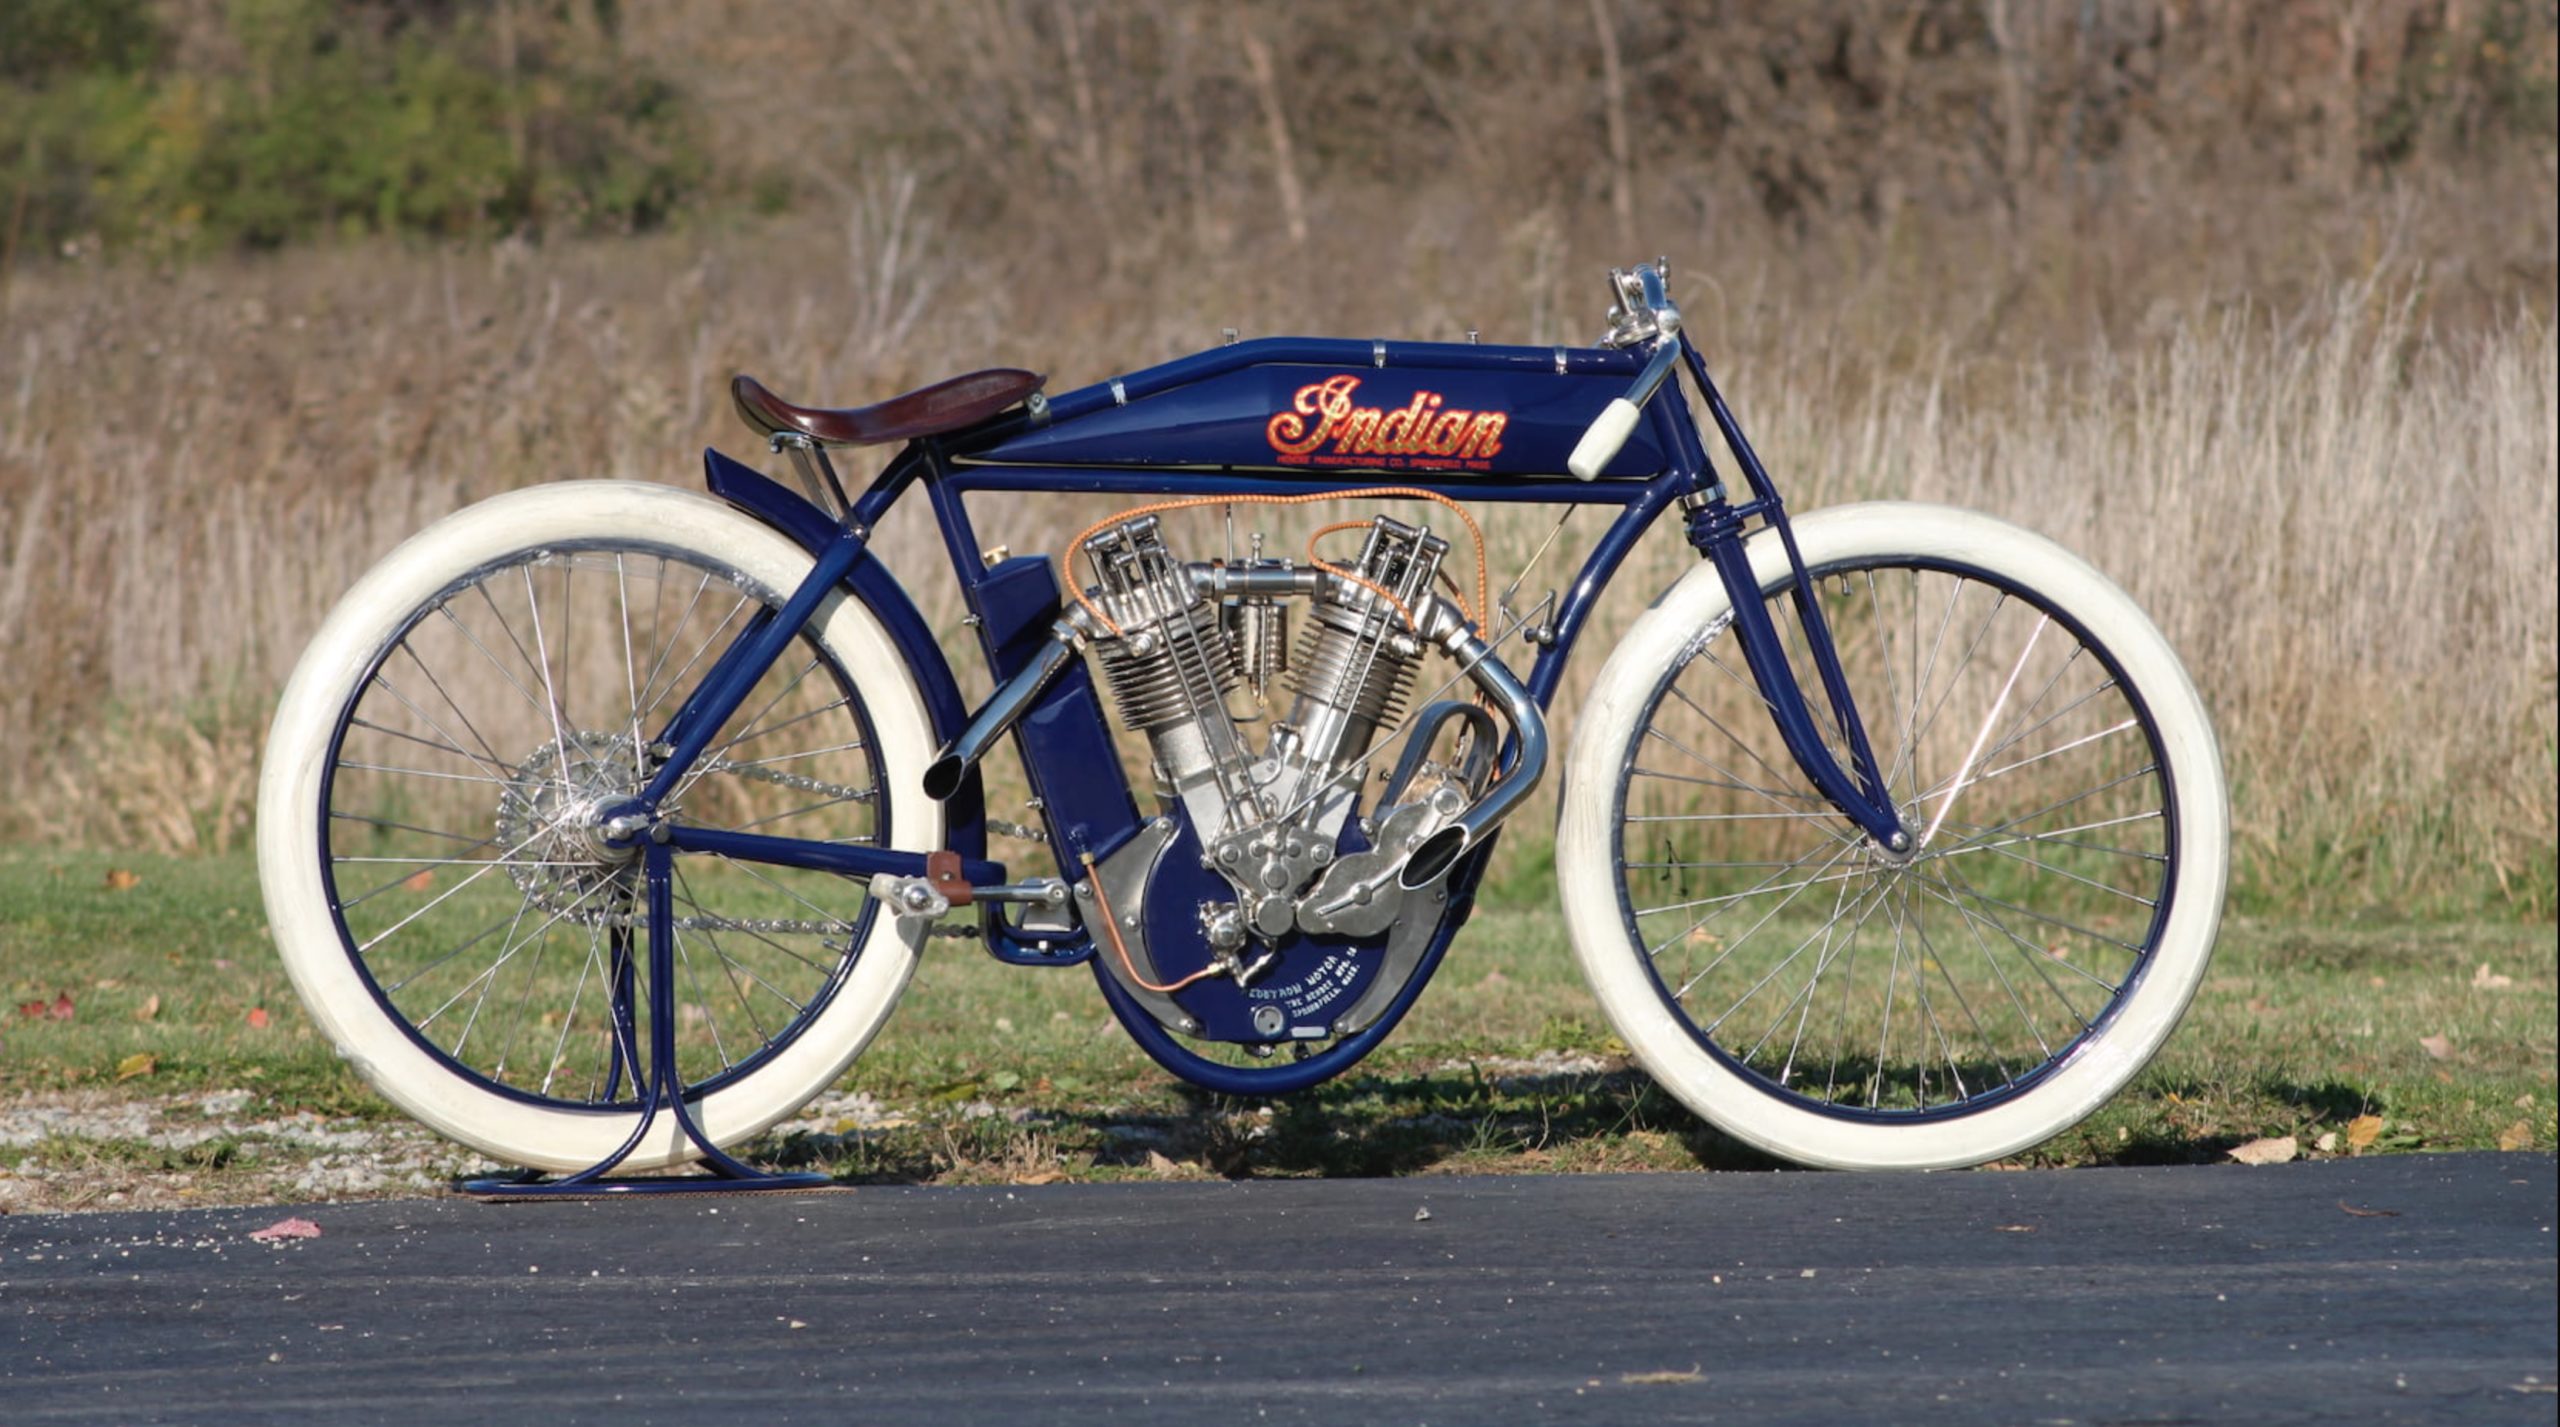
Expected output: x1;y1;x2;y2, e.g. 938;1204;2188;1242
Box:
258;482;939;1172
1560;502;2227;1169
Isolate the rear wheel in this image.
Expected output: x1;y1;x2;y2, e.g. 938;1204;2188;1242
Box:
1559;503;2227;1169
258;483;940;1172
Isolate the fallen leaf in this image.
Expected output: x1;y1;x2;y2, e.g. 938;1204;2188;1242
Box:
1143;1149;1180;1176
2419;1034;2453;1060
400;869;434;894
2337;1200;2400;1218
115;1051;156;1082
2245;996;2273;1015
1012;1169;1067;1186
48;993;73;1021
1994;1224;2036;1233
133;995;160;1023
2497;1121;2534;1152
245;1007;271;1029
1414;1206;1433;1222
93;978;122;991
2471;963;2514;990
2346;1114;2383;1150
102;867;140;891
14;1001;43;1019
2314;1131;2339;1153
249;1217;322;1242
2227;1135;2298;1165
1620;1367;1704;1385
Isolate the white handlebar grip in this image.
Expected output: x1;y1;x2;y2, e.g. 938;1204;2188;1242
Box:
1567;398;1642;481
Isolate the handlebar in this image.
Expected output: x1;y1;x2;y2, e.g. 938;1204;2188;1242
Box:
1566;337;1680;479
1566;262;1682;481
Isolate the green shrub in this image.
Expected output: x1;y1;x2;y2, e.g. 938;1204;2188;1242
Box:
0;0;703;256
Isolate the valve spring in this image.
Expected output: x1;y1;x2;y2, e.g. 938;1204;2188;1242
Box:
1227;599;1290;693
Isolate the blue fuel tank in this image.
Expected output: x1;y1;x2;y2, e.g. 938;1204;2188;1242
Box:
967;338;1665;480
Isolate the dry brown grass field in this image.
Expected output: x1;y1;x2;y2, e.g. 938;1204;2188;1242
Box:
0;0;2554;917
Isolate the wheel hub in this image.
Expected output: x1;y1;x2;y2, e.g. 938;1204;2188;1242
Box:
496;730;648;923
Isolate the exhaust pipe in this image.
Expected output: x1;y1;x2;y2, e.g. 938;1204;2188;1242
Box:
922;629;1077;802
1398;621;1547;889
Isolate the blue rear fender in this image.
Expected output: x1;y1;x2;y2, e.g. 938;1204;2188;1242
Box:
700;446;986;859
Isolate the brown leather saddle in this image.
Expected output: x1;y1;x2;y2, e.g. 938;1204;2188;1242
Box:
730;369;1043;447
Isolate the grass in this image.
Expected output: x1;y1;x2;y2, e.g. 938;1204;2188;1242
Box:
2;849;2549;1214
0;234;2550;920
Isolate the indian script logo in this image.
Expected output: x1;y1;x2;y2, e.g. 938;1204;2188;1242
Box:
1265;375;1508;470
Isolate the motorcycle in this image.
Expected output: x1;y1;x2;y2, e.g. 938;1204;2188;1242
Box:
258;261;2227;1180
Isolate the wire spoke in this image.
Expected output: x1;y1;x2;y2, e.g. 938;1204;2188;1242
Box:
337;828;509;908
1637;831;1864;953
328;810;484;845
348;710;500;778
1667;837;1865;991
1706;871;1893;1040
1902;863;2132;989
633;568;719;715
1931;857;2111;1028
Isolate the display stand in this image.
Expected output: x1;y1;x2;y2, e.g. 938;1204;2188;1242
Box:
463;841;833;1199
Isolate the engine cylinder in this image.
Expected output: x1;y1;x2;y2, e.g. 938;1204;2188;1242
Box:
1279;516;1449;789
1093;604;1237;732
1288;612;1414;730
1081;515;1240;734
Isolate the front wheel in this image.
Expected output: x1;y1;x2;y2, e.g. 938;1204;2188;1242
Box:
258;482;941;1172
1559;503;2227;1170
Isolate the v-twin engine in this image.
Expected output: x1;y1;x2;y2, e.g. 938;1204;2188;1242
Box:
1075;511;1542;945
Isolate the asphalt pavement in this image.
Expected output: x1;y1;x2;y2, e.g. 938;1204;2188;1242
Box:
2;1152;2552;1425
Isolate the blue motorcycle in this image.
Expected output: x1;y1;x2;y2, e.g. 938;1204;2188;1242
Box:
260;262;2227;1176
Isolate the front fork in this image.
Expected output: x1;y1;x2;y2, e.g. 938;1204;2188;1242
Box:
1675;342;1909;852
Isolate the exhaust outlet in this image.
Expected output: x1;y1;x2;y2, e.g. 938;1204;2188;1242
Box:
1397;623;1546;890
924;630;1077;802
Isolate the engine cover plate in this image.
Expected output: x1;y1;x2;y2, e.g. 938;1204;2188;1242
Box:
1093;813;1427;1046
